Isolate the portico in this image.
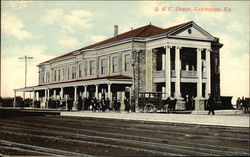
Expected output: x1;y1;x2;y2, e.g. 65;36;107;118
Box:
14;75;132;110
151;44;212;110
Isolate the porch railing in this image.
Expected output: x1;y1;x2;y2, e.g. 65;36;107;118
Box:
181;70;197;78
153;70;165;78
154;70;207;79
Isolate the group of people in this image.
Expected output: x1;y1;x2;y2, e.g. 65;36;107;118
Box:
162;97;177;113
236;97;249;113
84;97;111;112
75;96;134;113
42;95;135;113
184;95;195;110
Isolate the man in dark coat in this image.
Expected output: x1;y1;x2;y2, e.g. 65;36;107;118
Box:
130;96;135;112
105;98;110;111
78;96;83;111
124;98;130;112
67;98;73;111
207;94;215;115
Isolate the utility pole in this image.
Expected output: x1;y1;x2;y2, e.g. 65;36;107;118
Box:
19;55;33;100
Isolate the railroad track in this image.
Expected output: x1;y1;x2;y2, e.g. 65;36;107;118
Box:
0;115;249;156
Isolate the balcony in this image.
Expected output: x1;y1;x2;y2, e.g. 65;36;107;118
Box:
153;70;207;79
181;70;197;78
153;70;165;78
171;70;176;77
202;71;207;78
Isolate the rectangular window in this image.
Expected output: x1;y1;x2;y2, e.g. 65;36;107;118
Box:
84;61;88;76
58;69;60;81
46;71;50;83
79;63;82;77
68;67;70;80
72;66;76;79
124;54;131;71
62;68;64;81
100;58;106;75
112;56;118;73
90;60;96;75
54;70;56;82
42;72;45;83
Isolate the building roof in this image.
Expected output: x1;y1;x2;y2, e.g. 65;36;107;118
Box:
39;21;190;65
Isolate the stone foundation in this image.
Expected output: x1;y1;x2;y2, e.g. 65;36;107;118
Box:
194;98;205;110
175;98;185;110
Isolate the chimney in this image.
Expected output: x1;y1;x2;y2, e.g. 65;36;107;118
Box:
114;25;118;36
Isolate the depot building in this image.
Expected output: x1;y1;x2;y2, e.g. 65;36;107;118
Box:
14;21;223;110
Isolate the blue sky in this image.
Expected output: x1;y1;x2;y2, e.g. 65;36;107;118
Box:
1;1;249;103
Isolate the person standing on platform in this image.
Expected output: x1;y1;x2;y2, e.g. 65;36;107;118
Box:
131;96;135;112
67;98;73;112
236;97;241;109
124;98;130;112
78;96;83;111
207;93;215;115
105;98;110;111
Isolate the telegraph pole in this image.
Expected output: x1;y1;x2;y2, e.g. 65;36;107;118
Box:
19;55;33;100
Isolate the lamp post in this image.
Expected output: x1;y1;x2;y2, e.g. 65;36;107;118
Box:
19;55;33;100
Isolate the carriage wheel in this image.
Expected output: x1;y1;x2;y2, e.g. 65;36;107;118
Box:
144;103;156;113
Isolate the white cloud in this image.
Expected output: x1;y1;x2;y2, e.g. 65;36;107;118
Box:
43;9;63;25
58;36;79;48
63;10;94;28
220;52;249;103
215;33;248;52
214;33;249;103
90;35;106;43
1;45;47;59
164;14;189;28
1;12;32;40
61;24;75;33
9;1;31;10
226;21;248;32
1;45;56;97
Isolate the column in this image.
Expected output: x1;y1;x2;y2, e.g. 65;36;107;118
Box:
95;84;99;99
45;89;47;101
79;92;82;98
174;46;181;98
84;85;87;98
53;90;56;99
165;46;171;98
162;86;166;98
205;49;211;98
60;87;64;99
74;86;77;110
162;53;165;70
23;92;25;101
13;90;16;107
37;91;39;102
45;89;48;108
196;48;202;98
194;48;205;111
47;89;50;99
107;83;111;100
32;90;35;108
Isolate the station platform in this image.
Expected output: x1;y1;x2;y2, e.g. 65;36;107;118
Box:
61;110;249;128
1;107;249;127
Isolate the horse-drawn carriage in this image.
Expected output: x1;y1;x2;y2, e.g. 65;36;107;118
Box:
138;92;176;113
